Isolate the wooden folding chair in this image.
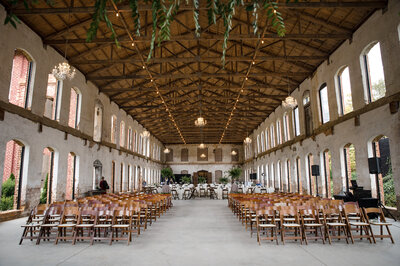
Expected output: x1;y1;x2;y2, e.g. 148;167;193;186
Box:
343;203;373;244
19;204;48;244
73;209;96;244
256;208;279;245
322;207;349;244
363;207;394;244
36;205;63;245
279;207;303;244
111;209;132;245
91;210;113;245
300;207;325;244
55;206;80;244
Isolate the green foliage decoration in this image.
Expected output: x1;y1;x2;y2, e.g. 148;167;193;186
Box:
227;166;242;181
4;0;290;67
219;177;228;184
198;176;206;184
1;174;16;211
182;175;191;184
40;174;48;204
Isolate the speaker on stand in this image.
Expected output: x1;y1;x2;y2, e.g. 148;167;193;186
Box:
311;165;320;197
368;157;396;221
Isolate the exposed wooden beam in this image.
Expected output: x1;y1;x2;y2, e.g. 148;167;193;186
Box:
71;55;326;65
11;2;387;15
44;33;351;45
88;71;309;81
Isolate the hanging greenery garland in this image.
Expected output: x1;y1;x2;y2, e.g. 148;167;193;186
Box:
4;0;288;66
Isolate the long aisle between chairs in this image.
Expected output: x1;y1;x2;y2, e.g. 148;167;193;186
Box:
1;199;400;265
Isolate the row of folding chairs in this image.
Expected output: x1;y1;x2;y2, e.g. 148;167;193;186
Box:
228;194;394;245
20;193;172;245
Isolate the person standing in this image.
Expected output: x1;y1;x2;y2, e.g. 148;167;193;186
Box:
99;176;109;192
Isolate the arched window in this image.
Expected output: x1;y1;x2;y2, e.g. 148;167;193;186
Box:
260;132;265;152
181;148;189;162
256;135;260;154
127;127;133;150
41;147;58;204
335;66;353;115
303;90;313;136
8;49;35;109
285;159;291;192
265;129;269;150
68;88;81;129
119;121;125;147
296;156;302;194
341;143;357;193
66;152;78;200
361;42;386;103
270;125;275;148
276;120;282;145
133;131;137;152
283;113;289;142
369;136;396;207
318;83;330;124
93;101;103;142
111;115;117;144
277;161;282;191
306;153;314;195
322;149;332;198
293;106;300;137
44;74;62;120
138;134;142;154
303;90;310;105
2;139;28;210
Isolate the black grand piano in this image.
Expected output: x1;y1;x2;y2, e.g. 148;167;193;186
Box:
334;180;378;208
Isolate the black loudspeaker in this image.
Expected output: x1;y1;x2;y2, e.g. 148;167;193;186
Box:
368;157;381;174
311;165;320;176
250;173;257;180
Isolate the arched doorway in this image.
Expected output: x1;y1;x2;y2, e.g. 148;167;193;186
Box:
2;139;27;210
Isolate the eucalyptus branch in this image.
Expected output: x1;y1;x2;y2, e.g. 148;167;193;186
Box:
193;0;200;37
129;0;141;36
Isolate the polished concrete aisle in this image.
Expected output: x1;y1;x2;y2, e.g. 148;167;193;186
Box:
0;199;399;266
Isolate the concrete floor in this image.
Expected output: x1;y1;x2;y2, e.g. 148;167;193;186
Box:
0;199;399;266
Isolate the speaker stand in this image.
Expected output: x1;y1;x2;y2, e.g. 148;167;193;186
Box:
375;173;397;221
314;175;319;197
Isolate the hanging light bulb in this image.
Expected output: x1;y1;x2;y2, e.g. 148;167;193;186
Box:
200;153;206;158
199;143;206;149
163;148;170;154
52;61;76;81
231;150;237;155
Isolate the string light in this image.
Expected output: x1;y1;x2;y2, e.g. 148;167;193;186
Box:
116;12;119;17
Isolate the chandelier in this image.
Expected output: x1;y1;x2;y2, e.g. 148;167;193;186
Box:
195;116;207;127
231;150;237;156
244;136;252;144
282;96;297;109
163;148;170;154
200;153;206;158
52;9;76;81
198;143;206;149
52;61;76;81
141;130;150;138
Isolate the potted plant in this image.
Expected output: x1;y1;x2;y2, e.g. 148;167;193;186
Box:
227;167;242;182
182;175;191;184
219;177;229;185
198;176;206;184
161;168;173;183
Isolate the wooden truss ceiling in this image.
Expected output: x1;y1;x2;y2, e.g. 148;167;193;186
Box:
1;0;387;144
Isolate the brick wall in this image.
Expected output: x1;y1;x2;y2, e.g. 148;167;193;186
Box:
9;51;30;108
